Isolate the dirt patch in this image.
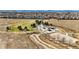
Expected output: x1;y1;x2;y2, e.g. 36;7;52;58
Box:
0;32;38;49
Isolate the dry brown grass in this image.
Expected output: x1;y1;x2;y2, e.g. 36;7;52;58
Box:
46;19;79;32
0;32;39;49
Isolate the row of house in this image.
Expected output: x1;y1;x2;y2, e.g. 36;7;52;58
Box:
0;12;79;20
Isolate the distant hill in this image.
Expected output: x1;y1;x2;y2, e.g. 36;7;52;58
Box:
0;10;16;12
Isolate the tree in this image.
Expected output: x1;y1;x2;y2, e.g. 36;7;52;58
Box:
35;20;41;25
24;26;29;31
31;23;36;28
17;26;23;31
49;23;52;26
43;22;49;26
6;26;11;31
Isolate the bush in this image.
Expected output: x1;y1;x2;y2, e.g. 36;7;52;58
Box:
35;20;42;25
17;26;23;31
6;26;11;31
23;26;29;31
31;23;36;28
43;22;49;26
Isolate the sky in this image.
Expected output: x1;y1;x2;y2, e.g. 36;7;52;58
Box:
16;10;79;12
0;10;79;12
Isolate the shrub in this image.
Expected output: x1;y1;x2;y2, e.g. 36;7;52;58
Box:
17;26;23;31
31;23;36;28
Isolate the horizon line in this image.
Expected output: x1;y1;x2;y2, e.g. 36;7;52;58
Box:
16;10;79;12
0;10;79;12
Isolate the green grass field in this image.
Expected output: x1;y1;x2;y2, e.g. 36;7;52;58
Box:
8;19;36;32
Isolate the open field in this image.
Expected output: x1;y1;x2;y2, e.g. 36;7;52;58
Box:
47;19;79;32
0;18;79;32
0;19;37;32
0;32;39;49
0;19;79;49
8;19;36;32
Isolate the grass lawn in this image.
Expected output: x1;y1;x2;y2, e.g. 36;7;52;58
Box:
8;19;36;32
